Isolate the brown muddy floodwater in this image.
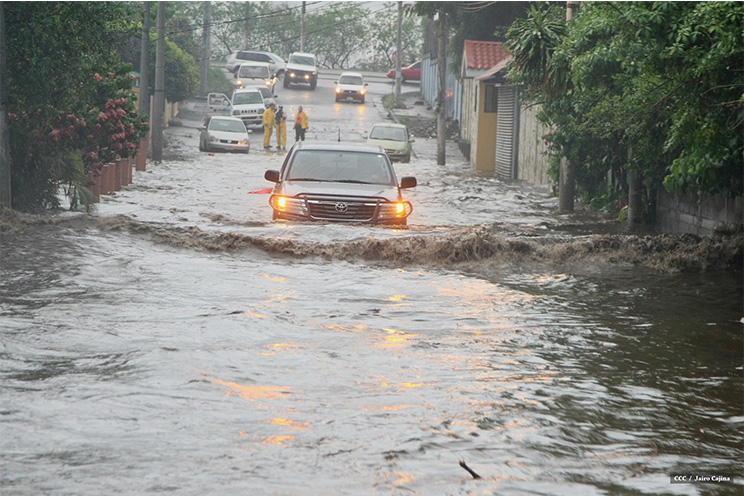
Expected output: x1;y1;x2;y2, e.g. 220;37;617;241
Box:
1;105;742;494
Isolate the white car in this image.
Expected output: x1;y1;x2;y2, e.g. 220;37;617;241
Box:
226;50;285;76
364;122;414;163
199;116;251;153
234;62;277;92
335;72;368;103
228;88;266;128
242;85;278;108
284;52;318;90
207;92;232;116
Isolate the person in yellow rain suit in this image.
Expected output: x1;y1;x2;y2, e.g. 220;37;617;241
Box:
275;105;287;150
294;106;309;142
262;103;276;149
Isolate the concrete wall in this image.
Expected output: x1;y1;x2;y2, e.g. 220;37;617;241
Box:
517;103;551;186
460;78;477;147
657;189;743;235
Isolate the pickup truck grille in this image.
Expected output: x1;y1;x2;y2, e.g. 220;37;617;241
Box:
305;197;379;221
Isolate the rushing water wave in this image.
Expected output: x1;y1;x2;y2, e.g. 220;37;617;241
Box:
86;215;742;274
2;208;741;273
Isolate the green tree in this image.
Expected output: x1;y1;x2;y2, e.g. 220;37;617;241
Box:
507;2;743;222
4;2;147;212
147;32;200;103
364;3;422;71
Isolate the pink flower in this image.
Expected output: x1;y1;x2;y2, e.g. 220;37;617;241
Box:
109;72;115;79
95;73;103;81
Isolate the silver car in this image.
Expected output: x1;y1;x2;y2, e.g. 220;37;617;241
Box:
364;123;414;163
199;116;251;153
264;142;417;225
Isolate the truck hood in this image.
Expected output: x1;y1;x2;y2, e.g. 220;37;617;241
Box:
278;180;400;201
366;138;408;152
286;63;316;73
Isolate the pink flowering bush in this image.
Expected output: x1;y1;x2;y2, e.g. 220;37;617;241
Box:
8;64;148;210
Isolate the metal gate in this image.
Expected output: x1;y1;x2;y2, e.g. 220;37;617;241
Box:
495;86;519;180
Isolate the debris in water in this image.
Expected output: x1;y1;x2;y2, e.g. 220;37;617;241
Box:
459;459;481;480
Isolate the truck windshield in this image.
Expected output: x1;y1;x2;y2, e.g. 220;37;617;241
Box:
232;92;263;105
238;66;269;78
287;150;393;185
289;55;315;66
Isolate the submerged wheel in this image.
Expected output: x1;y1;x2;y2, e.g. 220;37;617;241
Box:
283;77;290;89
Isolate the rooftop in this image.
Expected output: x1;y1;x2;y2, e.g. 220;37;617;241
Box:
463;40;510;70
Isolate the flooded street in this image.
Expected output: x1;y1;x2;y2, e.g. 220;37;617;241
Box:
1;76;742;495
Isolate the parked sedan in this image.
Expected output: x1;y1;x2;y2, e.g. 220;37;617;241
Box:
199;116;251;153
264;142;417;225
386;60;422;82
334;72;368;103
364;122;414;163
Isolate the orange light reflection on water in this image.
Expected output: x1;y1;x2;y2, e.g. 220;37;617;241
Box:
262;435;297;445
261;342;300;356
206;374;292;403
376;327;418;349
270;417;309;430
261;273;287;283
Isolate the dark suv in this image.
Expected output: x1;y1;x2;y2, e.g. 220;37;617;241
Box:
264;142;417;225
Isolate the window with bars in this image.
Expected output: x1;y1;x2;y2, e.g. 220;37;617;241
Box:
484;84;498;113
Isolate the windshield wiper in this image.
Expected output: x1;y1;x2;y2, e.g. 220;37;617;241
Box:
288;177;325;182
333;179;376;184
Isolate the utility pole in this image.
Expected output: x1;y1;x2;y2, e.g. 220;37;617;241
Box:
200;1;211;96
559;0;579;212
301;1;306;52
243;2;250;50
152;1;166;163
0;1;10;208
394;1;402;103
139;2;151;121
436;13;447;166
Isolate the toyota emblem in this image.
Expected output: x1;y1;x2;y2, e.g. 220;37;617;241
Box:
334;202;348;212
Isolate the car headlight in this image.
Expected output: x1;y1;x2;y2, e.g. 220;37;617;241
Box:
236;79;242;86
238;139;249;145
303;74;310;80
378;201;412;219
233;110;240;115
335;87;342;94
269;195;307;216
360;88;366;95
209;135;218;142
289;72;296;78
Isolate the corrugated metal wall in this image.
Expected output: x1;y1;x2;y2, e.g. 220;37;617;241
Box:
421;54;462;126
495;86;518;180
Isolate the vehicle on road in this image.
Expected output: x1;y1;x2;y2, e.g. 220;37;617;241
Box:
234;62;277;92
264;142;417;225
364;122;414;163
242;85;278;108
225;50;285;76
284;52;318;90
386;60;422;82
334;72;368;103
199;116;251;153
207;92;232;116
228;88;266;128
